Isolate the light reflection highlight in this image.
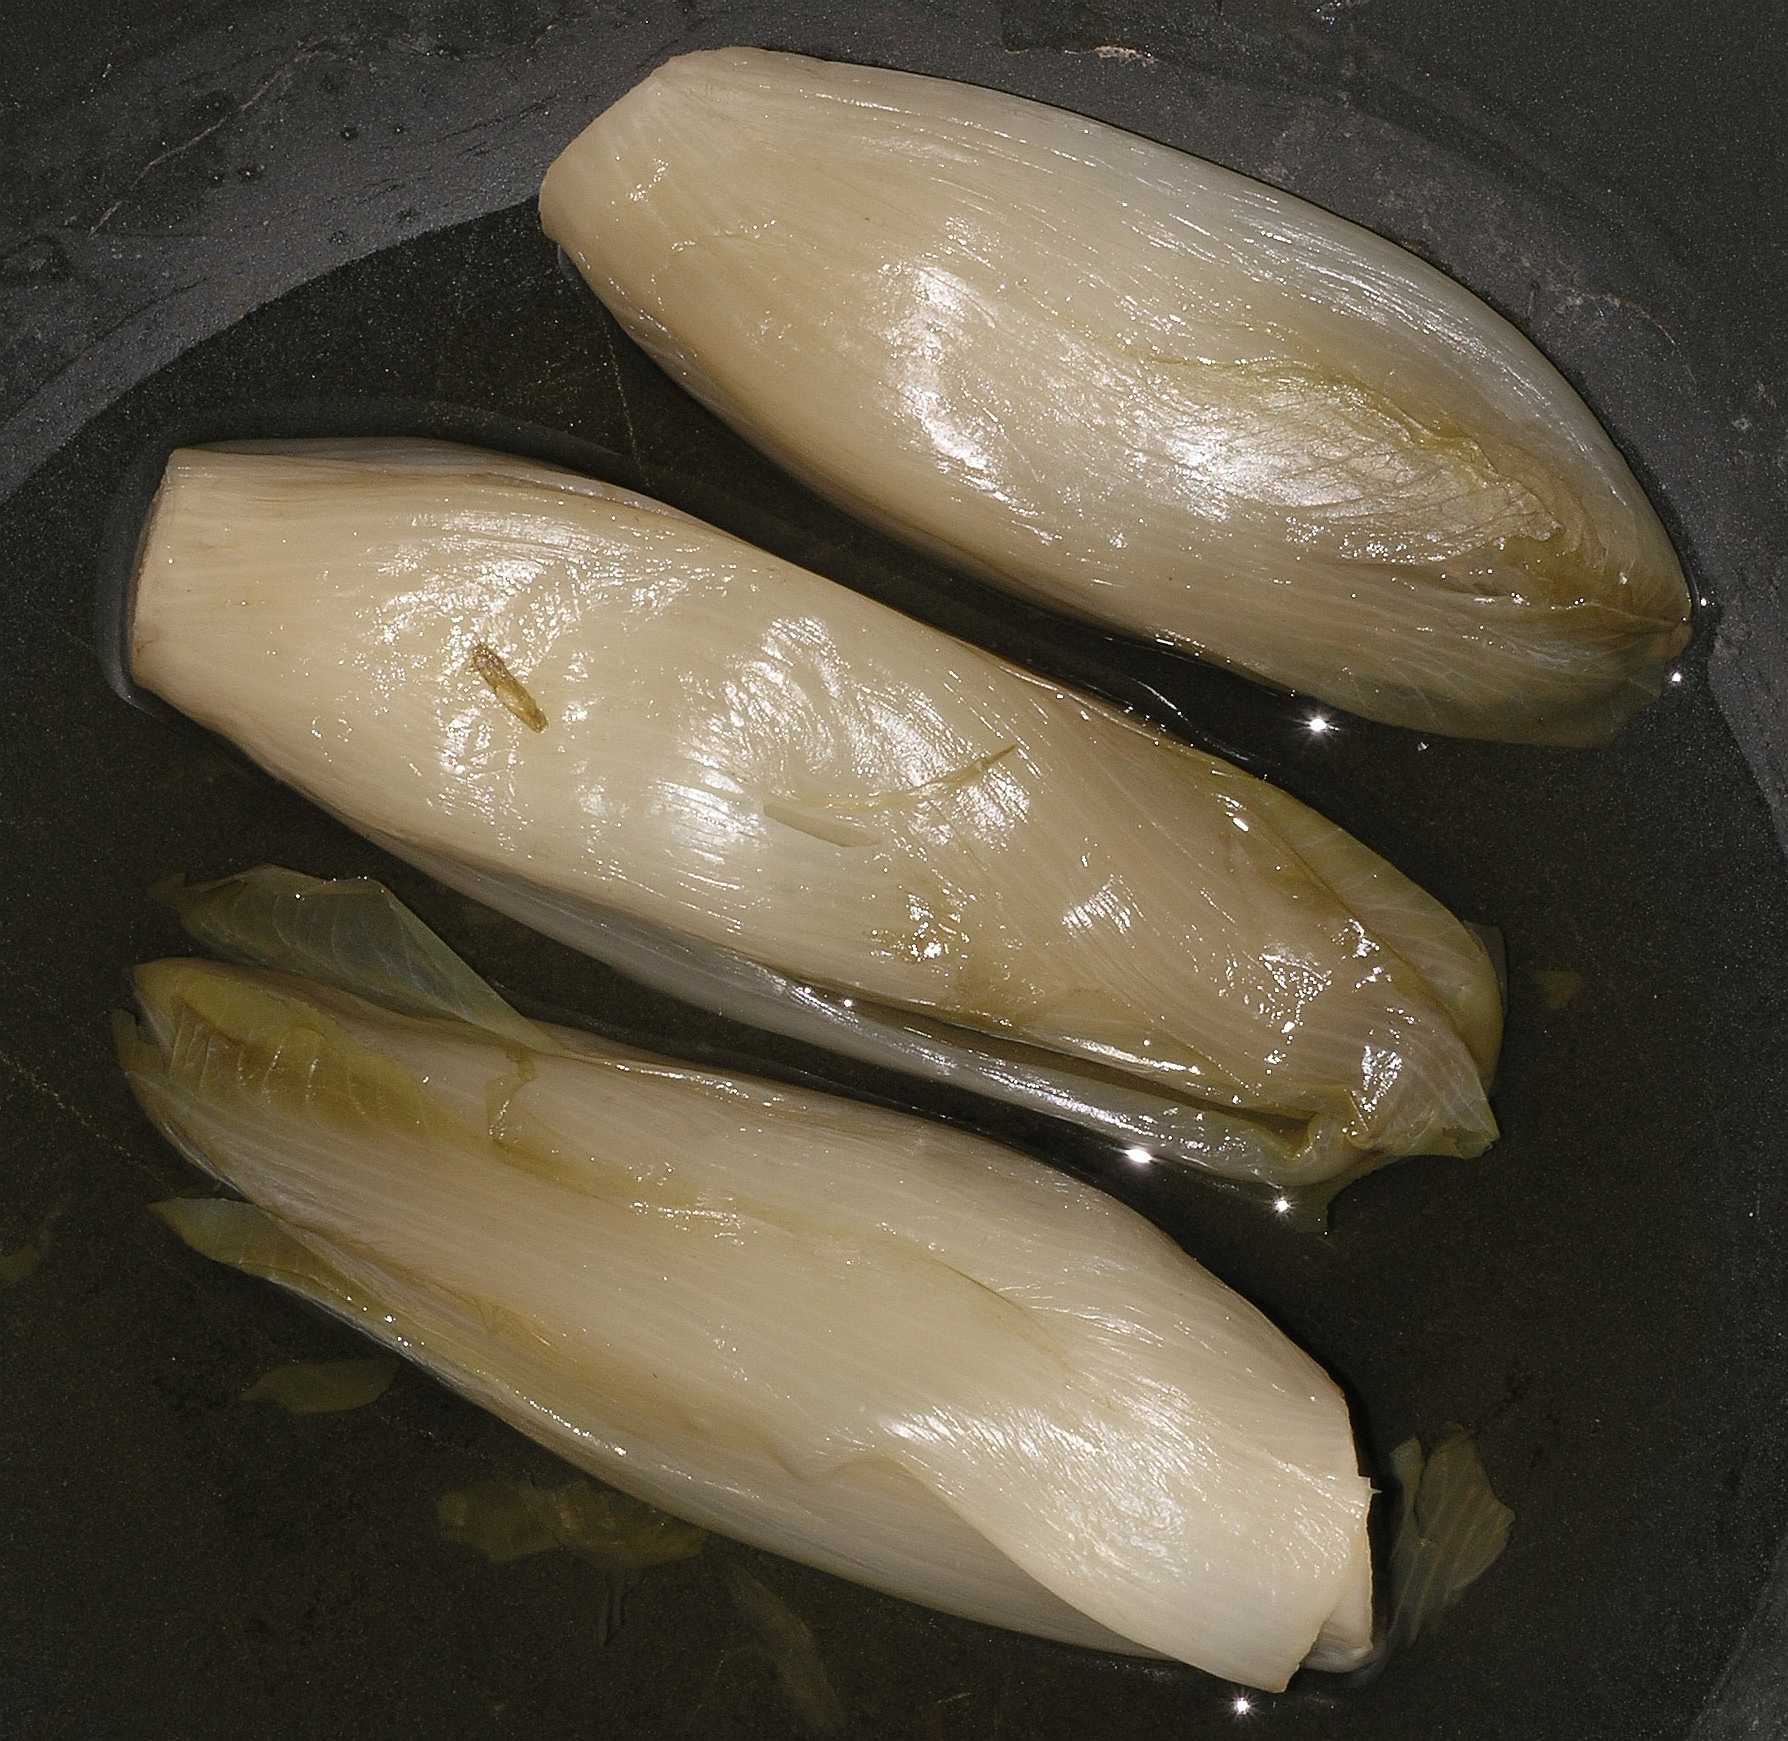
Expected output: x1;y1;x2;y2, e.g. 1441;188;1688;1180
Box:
1305;712;1333;736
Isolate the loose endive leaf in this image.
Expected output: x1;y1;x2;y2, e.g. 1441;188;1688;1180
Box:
131;440;1500;1195
156;867;549;1053
241;1356;398;1415
123;957;1375;1691
724;1563;846;1736
1386;1428;1514;1652
1532;968;1583;1010
0;1245;43;1286
438;1478;704;1569
0;1196;70;1290
541;48;1691;744
438;1476;704;1645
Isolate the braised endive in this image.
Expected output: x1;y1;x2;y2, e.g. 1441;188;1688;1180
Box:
120;869;1376;1690
540;48;1692;745
130;438;1499;1195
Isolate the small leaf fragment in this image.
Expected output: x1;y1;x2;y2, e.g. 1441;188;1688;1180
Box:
725;1562;846;1735
1531;969;1583;1010
0;1244;42;1287
437;1476;704;1647
1386;1426;1514;1652
437;1477;705;1569
241;1356;399;1415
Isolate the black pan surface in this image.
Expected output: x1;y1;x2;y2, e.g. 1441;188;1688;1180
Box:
4;4;1786;1738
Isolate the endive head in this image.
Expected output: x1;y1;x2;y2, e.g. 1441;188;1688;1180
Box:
540;49;1691;745
117;875;1390;1685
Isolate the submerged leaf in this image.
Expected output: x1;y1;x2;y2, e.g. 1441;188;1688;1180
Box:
1532;969;1584;1011
0;1244;42;1287
438;1478;703;1647
0;1196;69;1289
724;1563;846;1735
438;1477;705;1568
241;1356;399;1415
1386;1427;1514;1652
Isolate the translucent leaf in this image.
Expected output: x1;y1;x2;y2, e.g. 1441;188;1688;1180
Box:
1386;1427;1514;1652
157;867;549;1052
724;1563;846;1735
438;1477;704;1569
241;1357;399;1415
